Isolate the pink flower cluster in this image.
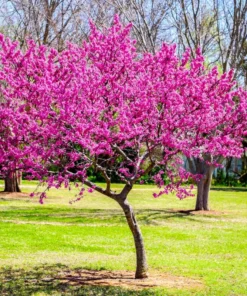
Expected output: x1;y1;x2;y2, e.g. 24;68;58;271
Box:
0;16;246;201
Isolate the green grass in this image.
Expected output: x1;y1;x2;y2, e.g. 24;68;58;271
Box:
0;181;247;295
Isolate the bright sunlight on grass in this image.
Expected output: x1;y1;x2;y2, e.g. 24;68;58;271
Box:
0;181;246;295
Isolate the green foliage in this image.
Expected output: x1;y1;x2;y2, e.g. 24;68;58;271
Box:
214;169;242;187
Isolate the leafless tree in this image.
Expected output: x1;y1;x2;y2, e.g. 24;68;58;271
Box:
214;0;247;76
170;0;247;76
0;0;87;50
106;0;172;53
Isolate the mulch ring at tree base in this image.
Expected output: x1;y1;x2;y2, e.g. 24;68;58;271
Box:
51;269;203;291
0;192;29;199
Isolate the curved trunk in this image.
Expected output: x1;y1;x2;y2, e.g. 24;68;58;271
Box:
118;199;148;279
195;167;213;211
4;172;21;193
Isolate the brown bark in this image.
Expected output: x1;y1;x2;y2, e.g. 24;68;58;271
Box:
117;198;148;279
86;179;149;279
195;178;204;210
4;172;21;192
195;166;213;211
225;157;233;185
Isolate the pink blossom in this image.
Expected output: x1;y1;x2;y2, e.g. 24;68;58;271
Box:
0;17;246;202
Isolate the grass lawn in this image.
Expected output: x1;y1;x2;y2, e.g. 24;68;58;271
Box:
0;181;246;295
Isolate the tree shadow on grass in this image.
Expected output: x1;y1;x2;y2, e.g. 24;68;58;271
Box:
0;264;158;296
0;207;207;227
0;206;214;226
136;209;198;224
210;187;247;192
135;208;228;225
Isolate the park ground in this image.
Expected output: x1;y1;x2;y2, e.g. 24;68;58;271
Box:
0;181;246;295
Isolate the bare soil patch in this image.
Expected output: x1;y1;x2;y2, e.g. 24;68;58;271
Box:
0;192;29;198
52;269;203;291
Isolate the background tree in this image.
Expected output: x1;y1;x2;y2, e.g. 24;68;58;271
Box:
168;0;218;59
107;0;172;53
0;0;86;50
0;0;90;192
168;0;247;209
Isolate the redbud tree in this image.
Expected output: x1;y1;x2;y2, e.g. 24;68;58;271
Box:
0;17;246;279
183;62;247;211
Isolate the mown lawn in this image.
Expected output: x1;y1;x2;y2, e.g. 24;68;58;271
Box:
0;181;246;295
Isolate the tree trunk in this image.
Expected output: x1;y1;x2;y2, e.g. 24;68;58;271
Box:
117;198;148;279
225;157;232;185
195;166;213;211
240;152;247;184
4;172;21;193
195;178;204;210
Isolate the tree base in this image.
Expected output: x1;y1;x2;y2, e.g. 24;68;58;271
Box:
4;175;21;193
135;271;149;279
195;207;210;211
